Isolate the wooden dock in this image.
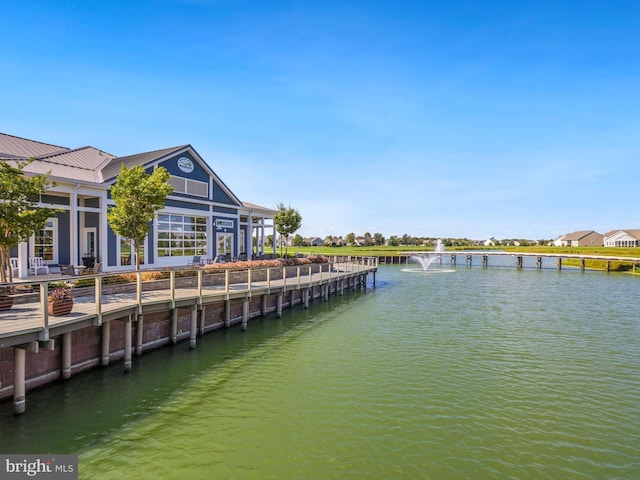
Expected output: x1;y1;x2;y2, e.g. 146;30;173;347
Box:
1;258;377;414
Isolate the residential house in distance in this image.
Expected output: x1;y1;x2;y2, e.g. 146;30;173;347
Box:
603;230;640;247
304;237;324;247
556;230;604;247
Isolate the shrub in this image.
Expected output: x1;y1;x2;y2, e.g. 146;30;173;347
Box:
48;287;72;303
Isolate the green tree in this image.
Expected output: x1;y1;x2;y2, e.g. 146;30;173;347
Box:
388;235;399;247
293;233;305;246
373;232;385;246
0;159;59;282
345;232;356;245
273;202;302;257
107;165;172;270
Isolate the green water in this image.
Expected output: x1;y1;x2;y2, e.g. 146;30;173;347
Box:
1;264;639;479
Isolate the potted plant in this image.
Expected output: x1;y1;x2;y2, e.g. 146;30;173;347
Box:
47;287;73;316
0;287;13;311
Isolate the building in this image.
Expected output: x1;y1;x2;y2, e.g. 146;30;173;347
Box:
603;230;640;247
0;133;277;278
557;230;604;247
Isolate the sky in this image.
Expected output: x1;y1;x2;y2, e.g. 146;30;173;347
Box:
2;0;639;241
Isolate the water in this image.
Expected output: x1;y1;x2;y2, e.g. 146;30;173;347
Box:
1;262;639;479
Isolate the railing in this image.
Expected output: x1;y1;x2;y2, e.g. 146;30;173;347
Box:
0;257;378;341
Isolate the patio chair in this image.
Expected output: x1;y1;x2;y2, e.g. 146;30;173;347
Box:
9;258;19;277
60;264;76;276
187;255;202;267
29;257;50;276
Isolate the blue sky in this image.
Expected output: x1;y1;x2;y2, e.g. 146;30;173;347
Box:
2;0;639;240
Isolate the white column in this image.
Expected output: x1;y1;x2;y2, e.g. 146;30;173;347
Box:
246;213;253;255
18;241;28;279
99;193;109;269
70;189;78;266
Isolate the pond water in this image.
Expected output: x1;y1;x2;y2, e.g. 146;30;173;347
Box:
1;261;639;479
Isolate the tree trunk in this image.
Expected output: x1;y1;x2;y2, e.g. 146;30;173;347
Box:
134;239;140;271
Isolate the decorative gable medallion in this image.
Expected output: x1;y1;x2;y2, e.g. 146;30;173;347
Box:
177;156;194;173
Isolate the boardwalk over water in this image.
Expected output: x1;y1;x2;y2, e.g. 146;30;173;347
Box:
398;251;640;272
1;259;377;347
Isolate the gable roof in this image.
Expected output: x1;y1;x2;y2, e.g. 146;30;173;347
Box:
101;145;187;182
604;229;640;240
563;230;601;241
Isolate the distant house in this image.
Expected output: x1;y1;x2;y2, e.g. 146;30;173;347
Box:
603;230;640;247
483;237;496;247
553;235;566;247
305;237;324;247
558;230;604;247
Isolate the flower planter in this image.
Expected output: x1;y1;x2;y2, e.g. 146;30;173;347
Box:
48;299;73;316
0;295;13;311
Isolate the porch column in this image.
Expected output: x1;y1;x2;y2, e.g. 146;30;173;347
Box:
70;188;79;266
99;193;109;268
247;213;253;255
18;241;28;279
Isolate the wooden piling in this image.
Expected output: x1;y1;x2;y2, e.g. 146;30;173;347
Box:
62;332;72;379
101;321;111;366
124;316;132;373
13;347;26;415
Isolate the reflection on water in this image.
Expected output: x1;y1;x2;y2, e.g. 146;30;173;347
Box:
1;263;639;479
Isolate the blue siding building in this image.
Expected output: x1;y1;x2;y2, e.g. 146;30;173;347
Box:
0;133;277;277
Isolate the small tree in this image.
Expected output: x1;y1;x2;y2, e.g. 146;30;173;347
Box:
345;232;356;245
0;159;59;282
107;165;173;270
273;202;302;257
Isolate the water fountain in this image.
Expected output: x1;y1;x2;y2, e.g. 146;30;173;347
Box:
407;239;450;272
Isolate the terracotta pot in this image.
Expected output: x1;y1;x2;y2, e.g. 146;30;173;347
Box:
48;299;73;316
0;295;13;311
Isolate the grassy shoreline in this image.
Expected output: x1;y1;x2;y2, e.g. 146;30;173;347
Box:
282;245;640;273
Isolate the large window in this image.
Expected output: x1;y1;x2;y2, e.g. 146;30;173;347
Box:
157;214;207;257
34;219;57;262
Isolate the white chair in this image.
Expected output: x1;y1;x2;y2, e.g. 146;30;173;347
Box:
29;257;50;275
9;258;19;277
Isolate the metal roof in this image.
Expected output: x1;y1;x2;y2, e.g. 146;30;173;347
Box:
0;132;69;158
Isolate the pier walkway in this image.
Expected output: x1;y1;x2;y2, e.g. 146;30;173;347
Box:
399;251;640;272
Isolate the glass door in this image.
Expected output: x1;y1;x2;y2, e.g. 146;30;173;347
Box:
217;233;233;260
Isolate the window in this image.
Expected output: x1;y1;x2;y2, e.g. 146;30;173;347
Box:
34;219;57;262
169;176;208;197
157;214;207;257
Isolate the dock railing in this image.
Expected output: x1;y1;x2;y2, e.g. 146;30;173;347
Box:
0;256;378;342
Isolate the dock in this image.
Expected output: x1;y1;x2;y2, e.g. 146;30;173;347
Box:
1;257;377;414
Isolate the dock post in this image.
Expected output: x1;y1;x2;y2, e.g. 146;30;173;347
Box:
136;315;144;355
101;321;111;366
581;259;586;272
557;258;562;271
482;255;488;267
171;309;178;344
62;332;72;379
262;295;268;315
190;305;198;348
276;294;283;318
124;315;132;373
242;298;249;331
303;289;309;309
466;254;472;267
451;254;457;266
225;300;231;327
536;257;542;270
199;306;206;335
606;261;611;272
13;347;26;415
516;256;523;269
